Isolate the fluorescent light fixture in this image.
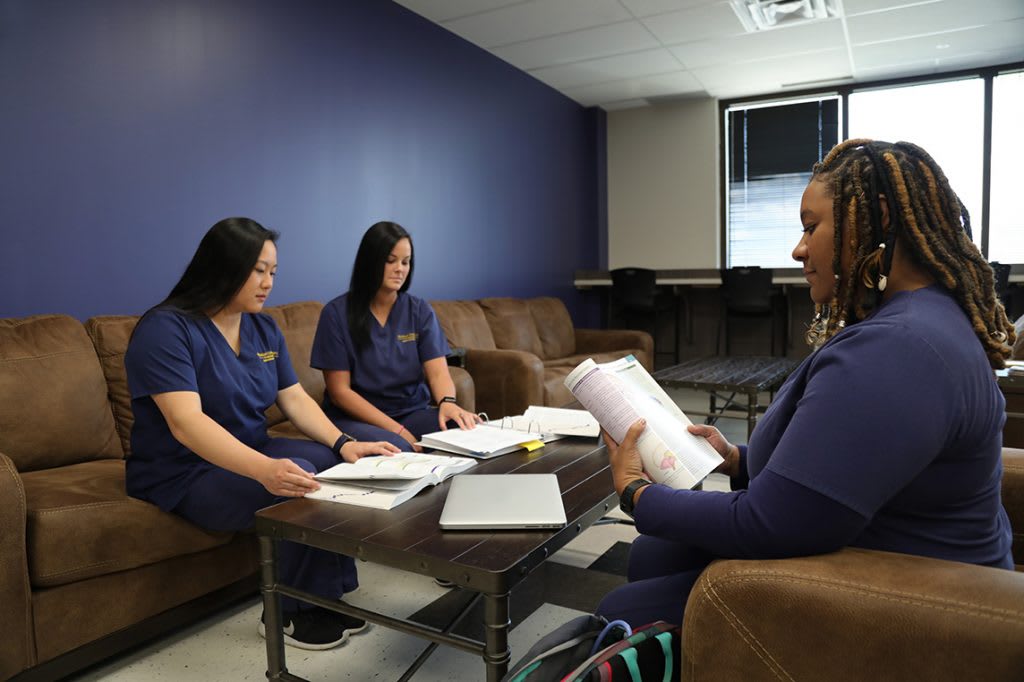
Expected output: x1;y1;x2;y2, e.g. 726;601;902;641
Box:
730;0;841;32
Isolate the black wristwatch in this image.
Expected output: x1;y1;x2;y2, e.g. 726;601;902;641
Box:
619;478;652;517
438;396;457;406
332;433;355;456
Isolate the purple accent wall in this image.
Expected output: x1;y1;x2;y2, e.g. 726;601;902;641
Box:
0;0;604;324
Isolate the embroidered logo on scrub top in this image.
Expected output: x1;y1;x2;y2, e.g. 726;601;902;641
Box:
256;350;279;363
397;333;417;343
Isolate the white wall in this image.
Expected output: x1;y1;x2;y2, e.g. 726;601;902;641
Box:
607;97;720;269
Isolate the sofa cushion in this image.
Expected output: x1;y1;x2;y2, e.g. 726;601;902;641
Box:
479;297;544;358
527;297;576;360
265;301;327;426
431;300;497;351
0;315;122;472
85;315;139;456
21;459;235;588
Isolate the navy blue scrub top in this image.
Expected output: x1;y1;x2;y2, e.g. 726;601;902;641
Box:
124;309;298;511
310;292;449;420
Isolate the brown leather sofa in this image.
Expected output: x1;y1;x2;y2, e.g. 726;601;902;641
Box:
681;447;1024;681
431;296;653;419
0;301;472;681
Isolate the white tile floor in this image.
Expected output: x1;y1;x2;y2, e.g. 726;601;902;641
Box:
71;389;748;681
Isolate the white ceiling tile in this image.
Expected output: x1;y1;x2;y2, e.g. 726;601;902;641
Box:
600;98;652;110
393;0;522;23
668;18;847;68
564;70;704;106
854;44;1024;80
693;48;851;98
851;19;1024;70
619;0;723;18
641;2;746;44
847;0;1024;45
529;48;684;88
843;0;943;16
492;21;661;70
441;0;632;48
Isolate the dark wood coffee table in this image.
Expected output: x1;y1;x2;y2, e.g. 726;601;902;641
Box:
254;438;615;682
654;356;799;438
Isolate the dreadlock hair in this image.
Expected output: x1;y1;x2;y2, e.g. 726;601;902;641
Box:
804;138;1015;368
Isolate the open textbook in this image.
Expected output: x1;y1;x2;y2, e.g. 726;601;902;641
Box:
564;355;723;490
482;405;600;441
305;452;476;510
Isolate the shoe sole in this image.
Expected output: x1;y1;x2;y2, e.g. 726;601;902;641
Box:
257;620;370;651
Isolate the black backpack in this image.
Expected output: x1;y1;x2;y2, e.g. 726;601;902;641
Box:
503;616;679;682
502;615;624;682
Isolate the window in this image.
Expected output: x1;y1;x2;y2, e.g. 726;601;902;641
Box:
989;71;1024;263
849;78;985;250
725;96;840;267
722;64;1024;267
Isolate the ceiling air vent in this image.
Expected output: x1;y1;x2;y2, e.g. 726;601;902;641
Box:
729;0;841;32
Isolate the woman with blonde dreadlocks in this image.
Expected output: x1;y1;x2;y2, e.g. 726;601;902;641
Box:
597;139;1016;627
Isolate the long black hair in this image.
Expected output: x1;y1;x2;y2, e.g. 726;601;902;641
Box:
347;221;413;348
157;217;279;317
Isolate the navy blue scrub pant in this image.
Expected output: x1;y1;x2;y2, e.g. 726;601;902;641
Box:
332;406;457;450
173;438;356;613
595;535;715;627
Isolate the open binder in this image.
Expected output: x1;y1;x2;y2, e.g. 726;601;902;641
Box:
481;406;600;442
418;426;544;459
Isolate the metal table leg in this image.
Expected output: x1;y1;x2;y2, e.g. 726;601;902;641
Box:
260;536;289;681
483;590;511;682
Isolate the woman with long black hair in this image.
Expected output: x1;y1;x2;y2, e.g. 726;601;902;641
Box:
311;221;480;452
125;217;398;650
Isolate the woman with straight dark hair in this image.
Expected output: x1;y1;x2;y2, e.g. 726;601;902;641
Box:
311;221;480;451
125;217;398;651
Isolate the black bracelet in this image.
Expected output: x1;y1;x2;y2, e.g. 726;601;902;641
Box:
438;396;457;405
332;433;354;456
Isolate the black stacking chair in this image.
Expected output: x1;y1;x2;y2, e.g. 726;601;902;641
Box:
718;266;786;356
609;267;678;366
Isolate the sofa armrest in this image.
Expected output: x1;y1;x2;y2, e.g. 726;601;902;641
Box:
0;451;35;679
1003;447;1024;566
682;548;1024;682
574;328;655;371
449;366;475;413
464;349;544;420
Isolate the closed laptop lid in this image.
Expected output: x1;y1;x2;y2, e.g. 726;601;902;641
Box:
439;474;567;530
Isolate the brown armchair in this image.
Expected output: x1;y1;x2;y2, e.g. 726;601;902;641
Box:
681;447;1024;681
431;296;653;419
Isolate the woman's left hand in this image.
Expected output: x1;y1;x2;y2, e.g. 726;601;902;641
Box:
340;440;401;463
603;419;648;497
438;401;482;430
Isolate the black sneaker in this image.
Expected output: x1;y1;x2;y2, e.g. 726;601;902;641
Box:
258;607;369;650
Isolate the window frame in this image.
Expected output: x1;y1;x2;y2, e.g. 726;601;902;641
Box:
718;60;1024;269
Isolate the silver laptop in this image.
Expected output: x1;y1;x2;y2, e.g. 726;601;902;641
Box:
439;474;567;530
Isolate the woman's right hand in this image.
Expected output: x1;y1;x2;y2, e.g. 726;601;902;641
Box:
686;424;741;478
258;457;321;497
